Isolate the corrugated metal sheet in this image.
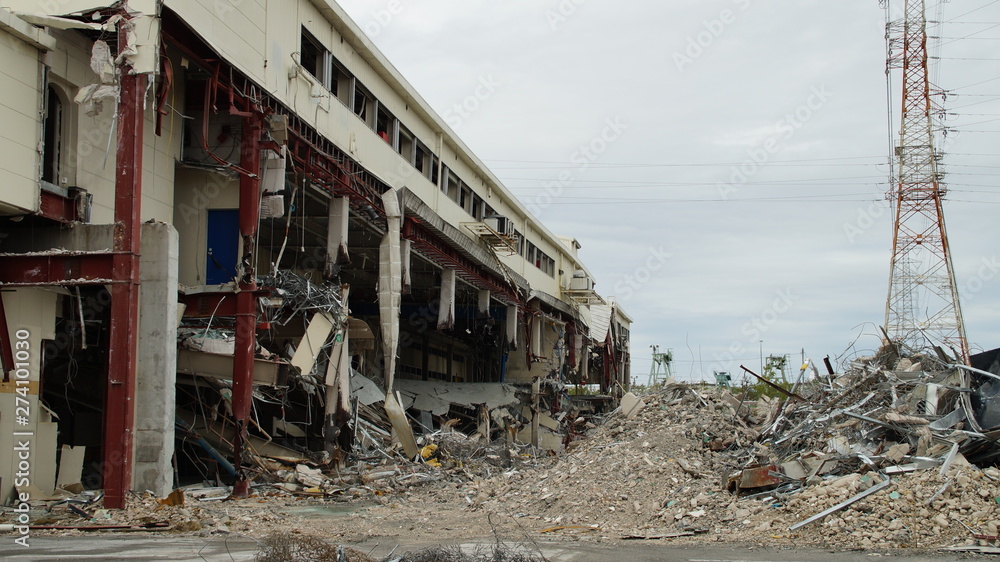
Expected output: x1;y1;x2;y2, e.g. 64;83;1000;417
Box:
589;304;612;344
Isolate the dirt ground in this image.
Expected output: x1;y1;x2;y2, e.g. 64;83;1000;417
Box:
11;383;1000;559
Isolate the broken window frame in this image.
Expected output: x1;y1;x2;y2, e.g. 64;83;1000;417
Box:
331;59;353;107
413;140;428;174
41;79;75;191
353;82;376;129
460;184;473;214
397;123;414;163
300;27;331;90
376;104;397;145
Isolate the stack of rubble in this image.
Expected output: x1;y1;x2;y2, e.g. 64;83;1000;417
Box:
452;349;1000;550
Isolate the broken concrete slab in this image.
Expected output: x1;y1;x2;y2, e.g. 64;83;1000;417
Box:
620;392;645;419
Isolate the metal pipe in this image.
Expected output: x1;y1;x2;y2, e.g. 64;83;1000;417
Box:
175;419;237;476
952;363;1000;383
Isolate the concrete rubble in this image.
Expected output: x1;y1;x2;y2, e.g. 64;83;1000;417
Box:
7;345;1000;555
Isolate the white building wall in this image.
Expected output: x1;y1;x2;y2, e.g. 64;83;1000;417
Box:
41;28;181;225
163;0;579;304
0;22;44;214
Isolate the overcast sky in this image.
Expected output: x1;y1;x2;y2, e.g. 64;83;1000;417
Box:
335;0;1000;383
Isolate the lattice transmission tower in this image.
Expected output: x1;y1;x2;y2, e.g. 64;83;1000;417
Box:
883;0;969;363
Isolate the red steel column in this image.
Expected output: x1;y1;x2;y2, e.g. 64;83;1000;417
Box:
231;115;262;498
103;50;146;508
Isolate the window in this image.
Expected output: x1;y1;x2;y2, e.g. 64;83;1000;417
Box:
377;105;396;145
353;83;375;128
397;124;414;161
443;168;458;199
520;238;555;277
42;86;63;185
331;60;353;106
414;142;426;173
300;28;330;89
471;194;484;220
414;141;434;177
460;184;473;213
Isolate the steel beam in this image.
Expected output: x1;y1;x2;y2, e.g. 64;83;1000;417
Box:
403;218;522;306
39;189;80;223
0;253;119;286
102;43;145;509
178;289;270;319
230;114;262;498
0;290;13;382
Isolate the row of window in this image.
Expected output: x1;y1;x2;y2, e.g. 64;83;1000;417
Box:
300;27;555;278
301;28;438;183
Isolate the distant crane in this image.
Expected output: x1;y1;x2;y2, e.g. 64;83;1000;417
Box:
882;0;969;363
648;345;673;386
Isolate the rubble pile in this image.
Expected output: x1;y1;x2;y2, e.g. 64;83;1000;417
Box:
455;350;1000;550
11;346;1000;554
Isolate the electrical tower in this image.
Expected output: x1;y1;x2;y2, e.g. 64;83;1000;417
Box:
883;0;969;363
648;345;673;386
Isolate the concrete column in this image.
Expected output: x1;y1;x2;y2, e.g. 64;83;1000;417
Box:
477;290;490;317
325;196;350;281
400;239;411;295
132;222;179;496
437;269;456;330
506;305;518;348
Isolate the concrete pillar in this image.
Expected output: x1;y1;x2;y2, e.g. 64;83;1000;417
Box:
325;196;350;281
132;222;179;496
400;239;411;295
437;269;456;331
477;290;490;317
506;305;518;348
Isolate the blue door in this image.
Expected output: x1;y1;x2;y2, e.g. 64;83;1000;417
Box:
206;209;240;285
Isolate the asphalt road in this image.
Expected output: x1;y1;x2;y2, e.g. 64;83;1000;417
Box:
0;535;982;561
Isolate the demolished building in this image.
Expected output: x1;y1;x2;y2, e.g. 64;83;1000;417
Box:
0;0;631;509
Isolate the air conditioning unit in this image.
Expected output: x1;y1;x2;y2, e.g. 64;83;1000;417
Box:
570;274;594;291
68;186;92;223
484;214;514;236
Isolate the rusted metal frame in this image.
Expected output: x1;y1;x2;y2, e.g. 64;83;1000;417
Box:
154;48;173;136
739;365;809;403
162;8;524;342
602;345;612;393
178;289;270;319
402;218;523;307
38;189;81;223
0;290;13;382
0;253;124;285
284;128;384;216
230;114;263;499
102;38;146;510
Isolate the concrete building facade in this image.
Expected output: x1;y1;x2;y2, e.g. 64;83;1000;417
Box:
0;0;630;507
